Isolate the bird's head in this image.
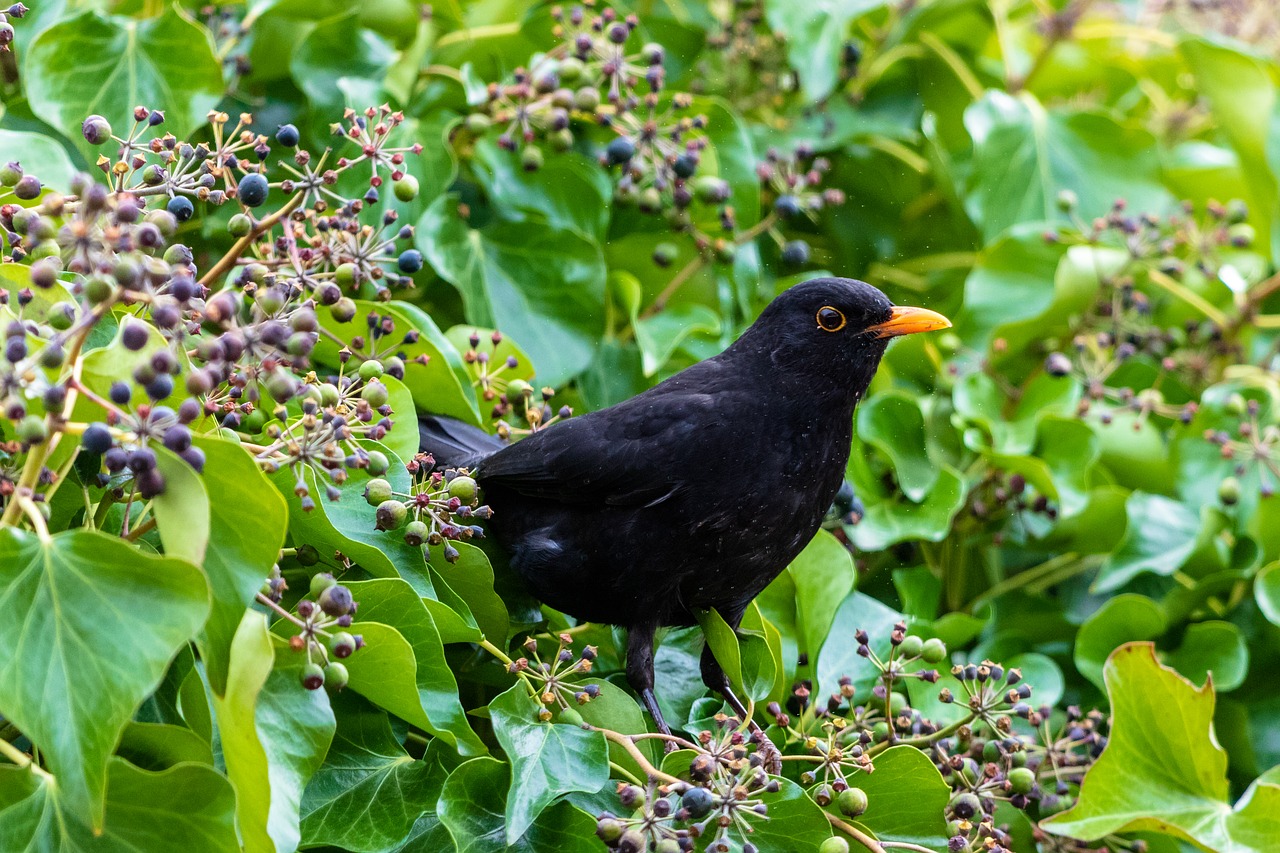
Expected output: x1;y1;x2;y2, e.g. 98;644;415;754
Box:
737;277;951;398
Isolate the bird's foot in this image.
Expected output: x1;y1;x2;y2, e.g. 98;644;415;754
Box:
751;727;783;775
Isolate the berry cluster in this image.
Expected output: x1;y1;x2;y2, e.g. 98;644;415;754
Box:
1206;396;1280;500
468;2;718;219
692;1;796;113
265;572;366;691
508;633;600;721
0;3;27;55
0;105;423;524
364;452;491;563
596;715;778;853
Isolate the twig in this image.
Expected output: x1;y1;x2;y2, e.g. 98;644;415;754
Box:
826;812;886;853
588;726;682;785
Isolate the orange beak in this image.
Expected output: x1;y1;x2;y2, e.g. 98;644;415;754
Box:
865;305;951;339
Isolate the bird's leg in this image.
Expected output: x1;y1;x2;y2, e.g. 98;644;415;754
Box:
626;624;678;751
699;643;783;774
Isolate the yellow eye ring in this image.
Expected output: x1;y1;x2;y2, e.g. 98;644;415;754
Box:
816;306;846;332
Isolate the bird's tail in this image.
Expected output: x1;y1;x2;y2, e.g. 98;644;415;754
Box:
417;414;505;471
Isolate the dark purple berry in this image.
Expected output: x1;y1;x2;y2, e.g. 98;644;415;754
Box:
774;194;802;218
605;137;635;166
180;446;206;473
82;115;113;146
121;320;149;351
781;240;810;265
318;584;354;616
109;381;132;405
127;447;157;473
13;175;41;200
82;423;113;454
104;447;128;473
162;425;192;453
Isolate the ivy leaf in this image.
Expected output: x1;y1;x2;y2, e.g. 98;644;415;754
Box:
290;11;393;118
427;541;508;644
695;605;781;702
848;465;967;552
301;692;454;853
436;757;602;853
214;612;335;853
1074;594;1165;690
156;438;288;696
0;129;77;189
472;143;612;240
763;0;886;101
1043;642;1280;851
342;578;486;754
0;529;210;828
1256;561;1280;627
25;7;223;155
487;683;610;843
858;392;938;501
419;195;607;386
962;91;1171;241
0;759;238;852
1093;493;1201;593
844;745;950;849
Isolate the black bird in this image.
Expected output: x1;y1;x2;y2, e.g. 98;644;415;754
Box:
419;277;949;739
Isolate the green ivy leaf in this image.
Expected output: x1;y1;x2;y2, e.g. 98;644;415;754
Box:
157;438;288;696
858;392;938;501
844;745;950;849
1043;642;1280;851
783;530;854;664
962;91;1171;241
1094;492;1201;593
1256;561;1280;627
342;578;486;754
472;143;612;241
0;759;238;852
816;592;907;701
1161;621;1250;693
0;529;210;827
290;11;393;117
427;541;508;644
0;130;77;189
436;757;601;853
1074;593;1165;690
419;194;606;386
763;0;887;101
849;464;966;552
214;612;335;853
487;683;610;843
301;692;454;853
25;7;223;154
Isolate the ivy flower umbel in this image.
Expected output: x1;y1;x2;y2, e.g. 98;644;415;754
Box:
506;634;600;719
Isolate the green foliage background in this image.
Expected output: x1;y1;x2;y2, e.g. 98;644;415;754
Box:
2;0;1280;852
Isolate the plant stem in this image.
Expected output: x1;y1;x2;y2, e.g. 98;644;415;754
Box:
588;726;682;785
199;192;305;288
478;637;514;667
0;734;49;779
826;812;886;853
866;714;974;757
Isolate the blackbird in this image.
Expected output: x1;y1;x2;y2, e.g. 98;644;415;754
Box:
418;277;949;738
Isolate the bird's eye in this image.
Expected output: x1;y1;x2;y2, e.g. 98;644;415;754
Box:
816;306;846;332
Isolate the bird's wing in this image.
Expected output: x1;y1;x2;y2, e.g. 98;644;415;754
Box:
476;391;717;507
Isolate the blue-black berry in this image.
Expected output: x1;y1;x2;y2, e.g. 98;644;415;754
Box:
605;137;635;166
397;249;423;274
275;124;300;147
167;196;194;222
237;173;270;208
82;423;113;454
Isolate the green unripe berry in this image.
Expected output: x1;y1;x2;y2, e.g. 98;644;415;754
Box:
48;303;76;331
0;162;21;186
982;740;1001;763
521;145;544;172
921;637;947;663
871;721;890;742
361;379;389;408
595;818;623;844
949;792;981;820
310;572;337;598
448;475;478;502
318;383;341;407
364;478;394;506
574;86;601;111
323;661;349;690
329;631;357;659
559;57;584;81
1218;476;1240;505
888;691;910;716
331;297;357;323
17;415;47;444
837;787;868;817
301;663;325;690
818;838;850;853
375;499;408;531
366;450;389;476
358;359;384;380
335;263;359;288
84;276;115;305
899;635;923;658
404;519;429;547
1007;766;1036;795
296;544;319;566
393;174;419;202
557;706;584;726
228;213;253;237
550;128;574;152
464;114;491;135
1056;189;1078;212
506;378;532;398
